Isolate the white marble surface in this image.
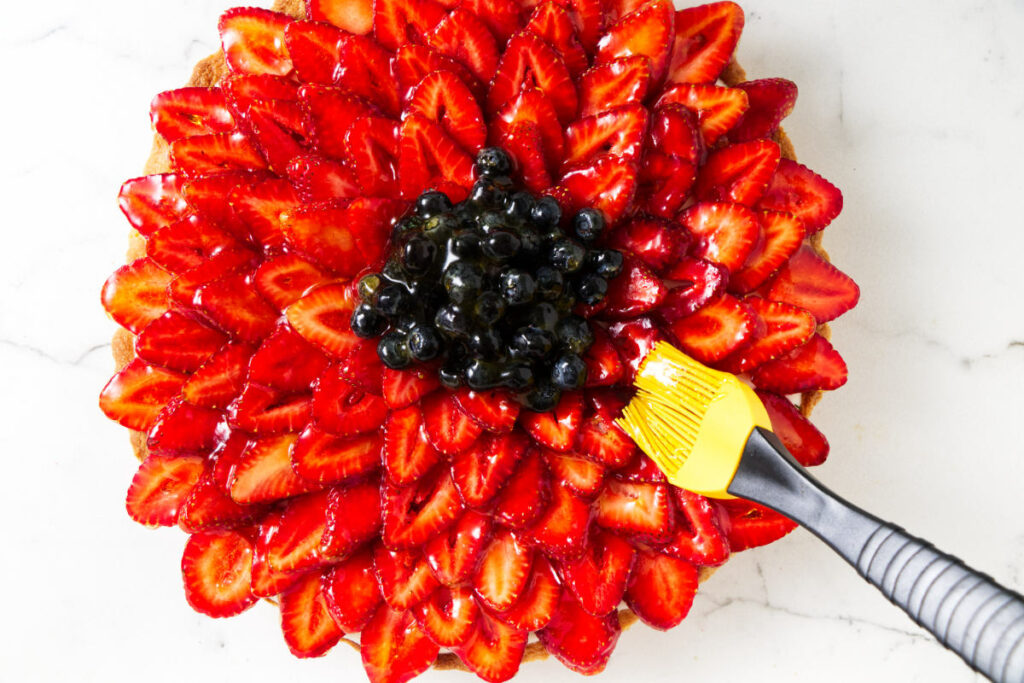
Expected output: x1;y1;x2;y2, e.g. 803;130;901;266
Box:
4;0;1024;681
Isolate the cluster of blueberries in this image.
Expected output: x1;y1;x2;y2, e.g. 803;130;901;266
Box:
350;148;624;412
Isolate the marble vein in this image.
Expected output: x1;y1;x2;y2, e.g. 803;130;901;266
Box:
0;338;111;368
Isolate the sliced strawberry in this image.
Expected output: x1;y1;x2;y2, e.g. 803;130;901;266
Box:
222;73;301;117
474;528;534;611
658;256;727;321
286;155;361;203
766;244;860;323
493;450;550;530
563;104;648;169
181;529;257;617
247;107;306;175
668;293;755;364
415;584;478;647
382;467;464;549
488;32;578;125
373;0;446;50
452;431;529;509
283;19;344;84
596;0;674;84
758;391;830;466
524;2;588;77
559;529;634;615
560;153;637;225
136;312;225;377
335;34;402;116
179;472;263;533
171;131;268;176
339;340;386;394
522;483;591;559
395;44;482;102
283;198;401;275
323;549;383;631
583;326;624;387
179;171;262;240
667;1;744;84
219;7;293;76
230;434;319;504
361;604;439;683
721;500;797;551
752;333;848;393
756;158;843;233
635;151;696;219
229;177;301;251
649;102;703;165
308;0;374;35
409;70;487;154
694;140;780;207
428;9;501;84
228;382;312;434
193;270;278;344
461;0;522;44
602;256;667;318
537;590;620;675
280;569;344;657
248;325;330;393
167;251;258;308
286;282;361;360
494;89;565;176
182;342;252;409
576;401;636;468
730;78;798;142
543;450;604;499
578;56;651;117
595;480;674;542
374;545;441;609
607;316;667;384
398;113;475;200
250;526;307;598
678;201;758;273
147;396;223;454
300;84;377;161
292;425;383;483
424;509;493;585
719;297;816;373
494;555;561;631
260;489;336;573
422;391;483;456
382;367;441;408
147;214;242;274
312;364;389;436
125;454;205;527
253;254;328;313
321;481;382;558
345;116;402;197
657;83;748;146
660;489;730;566
625;549;698;629
99;359;185;432
454;611;528;683
729;210;805;293
454;388;520;433
521;390;583;451
117;173;188;237
150;88;234;143
210;432;250;494
385;406;442;486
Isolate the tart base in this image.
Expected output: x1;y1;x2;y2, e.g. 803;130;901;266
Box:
111;0;829;670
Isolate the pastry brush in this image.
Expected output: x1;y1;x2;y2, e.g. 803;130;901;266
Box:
618;341;1024;683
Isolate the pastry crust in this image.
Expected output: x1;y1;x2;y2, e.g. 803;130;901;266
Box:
111;0;828;670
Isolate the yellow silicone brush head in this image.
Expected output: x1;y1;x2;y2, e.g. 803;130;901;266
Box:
617;342;772;498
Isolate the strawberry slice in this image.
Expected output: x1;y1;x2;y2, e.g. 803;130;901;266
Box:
635;152;696;219
247;107;306;175
454;611;528;683
756;159;843;233
462;0;522;44
228;177;301;251
321;481;383;559
559;529;634;615
758;391;830;467
729;210;806;293
323;549;383;631
678;201;759;273
228;382;312;434
452;431;530;508
345;116;402;197
657;83;748;146
193;270;279;344
150;88;235;143
248;326;330;393
361;604;440;683
660;489;730;566
613;450;667;484
667;1;744;84
339;340;386;395
385;406;443;486
229;434;319;504
250;527;306;598
488;32;578;125
99;359;185;432
395;44;482;102
117;173;189;237
454;388;521;433
602;255;667;318
494;555;561;631
494;89;565;174
135;311;226;375
182;171;267;239
658;256;727;321
583;326;624;387
576;399;636;468
181;529;257;617
765;244;860;323
578;56;651;117
649;102;704;165
283;19;345;84
595;480;674;542
300;84;377;161
147;396;223;455
524;2;588;77
521;390;583;451
694;139;780;206
719;298;816;373
474;529;534;612
560;153;637;226
292;425;382;484
218;7;293;76
415;584;478;647
222;73;301;118
607;316;667;384
596;0;674;84
563;104;648;168
493;450;550;530
286;282;362;360
667;293;756;364
279;569;344;658
428;9;501;84
382;367;441;408
721;500;797;551
312;365;389;436
383;467;464;549
285;155;361;203
624;549;698;629
398;113;475;200
373;0;446;50
182;342;252;409
731;78;798;142
374;546;441;609
125;455;205;527
283;198;401;275
308;0;374;35
522;483;591;558
259;489;337;573
147;214;242;274
424;509;493;585
751;333;848;393
538;591;621;675
409;70;487;154
178;472;263;533
171;131;268;177
422;391;483;456
543;451;605;499
335;34;402;117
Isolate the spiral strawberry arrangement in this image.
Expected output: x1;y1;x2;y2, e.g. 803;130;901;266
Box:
99;0;859;681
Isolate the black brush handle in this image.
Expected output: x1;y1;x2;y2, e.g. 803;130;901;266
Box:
728;427;1024;682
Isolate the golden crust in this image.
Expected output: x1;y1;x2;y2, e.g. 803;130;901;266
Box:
112;2;828;671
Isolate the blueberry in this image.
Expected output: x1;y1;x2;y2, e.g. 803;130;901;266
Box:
402;235;437;275
576;273;609;305
528;302;559;331
350;303;387;338
474;291;506;325
438;363;465;389
378;332;412;369
551;354;587;390
474;147;512;177
468;329;502;358
501;363;535;390
416;190;452;217
423;213;457;244
549;239;586;273
535;266;564;301
465;359;503;389
499;269;536;306
589;250;624;279
470;178;506;207
357;274;382;302
450;230;480;258
375;283;410;318
530;195;562;227
510;327;554;360
505;192;534;222
443;261;484;303
572;208;606;242
392;216;422;241
525;383;561;413
556;316;594;354
517;230;542;261
435;304;471;337
478;210;505;233
482;231;521;261
408;324;442;361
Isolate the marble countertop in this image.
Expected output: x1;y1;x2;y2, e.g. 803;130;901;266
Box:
4;0;1023;681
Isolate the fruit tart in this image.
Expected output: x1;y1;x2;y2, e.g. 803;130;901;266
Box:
99;0;860;680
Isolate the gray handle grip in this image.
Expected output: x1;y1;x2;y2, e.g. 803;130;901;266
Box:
729;428;1024;682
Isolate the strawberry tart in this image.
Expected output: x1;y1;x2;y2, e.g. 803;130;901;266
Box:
99;0;860;681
